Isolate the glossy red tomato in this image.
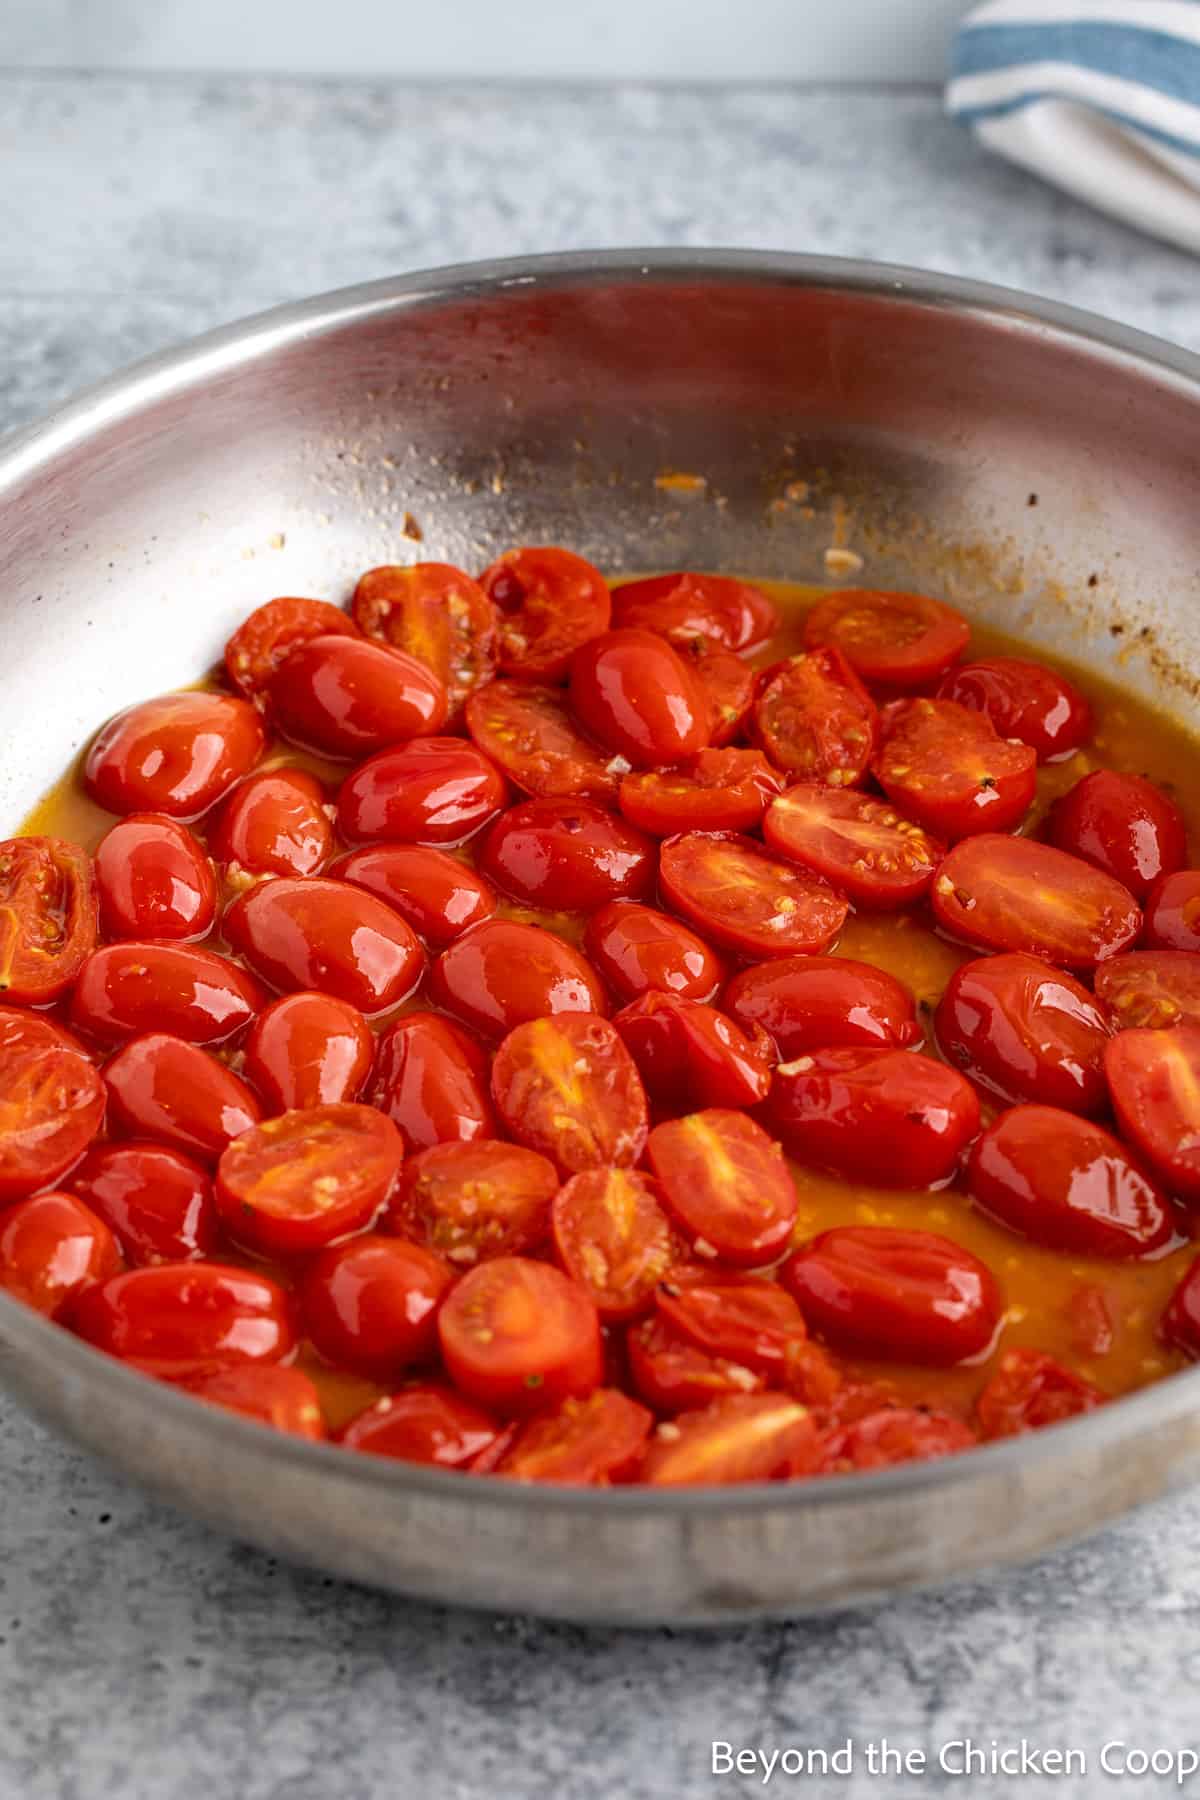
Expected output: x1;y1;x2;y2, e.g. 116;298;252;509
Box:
659;831;847;960
804;588;970;687
243;991;374;1111
935;953;1112;1114
0;837;97;1004
464;681;620;804
821;1408;977;1472
619;749;781;837
491;1014;648;1175
104;1033;262;1162
656;1272;807;1378
583;901;723;1003
1143;870;1200;952
388;1139;558;1264
641;1392;822;1485
209;768;333;878
438;1255;604;1416
751;647;877;786
69;1141;217;1264
611;572;778;651
351;562;498;722
0;1191;120;1320
85;692;265;819
782;1227;1001;1364
762;784;943;911
612;992;773;1109
722;955;920;1058
931;835;1142;968
497;1389;653;1484
370;1012;495;1153
770;1046;979;1188
1049;770;1186;899
224;596;359;699
0;1008;105;1202
301;1234;453;1381
478;797;655;913
551;1169;679;1322
1106;1023;1200;1204
328;844;495;948
874;697;1036;840
937;657;1092;761
217;1103;403;1257
95;815;215;941
70;942;265;1047
1161;1257;1200;1359
647;1109;796;1267
1095;950;1200;1030
675;637;757;746
626;1316;766;1413
338;737;509;847
968;1105;1173;1258
974;1348;1104;1439
224;876;423;1015
429;918;607;1039
179;1364;326;1439
268;634;447;758
480;546;611;681
569;629;711;768
72;1262;295;1379
338;1384;499;1466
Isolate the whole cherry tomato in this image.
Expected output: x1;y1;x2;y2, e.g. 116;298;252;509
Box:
1106;1023;1200;1204
974;1348;1104;1439
338;1384;499;1466
179;1364;326;1439
762;784;943;910
1161;1257;1200;1359
429;918;607;1039
497;1389;653;1484
352;561;498;722
370;1012;495;1153
209;768;333;878
491;1014;648;1176
95;815;215;941
583;901;723;1003
611;572;778;651
104;1033;262;1162
85;692;265;819
224;876;423;1015
626;1315;765;1413
243;991;374;1111
569;628;711;768
804;588;970;687
300;1234;453;1381
938;656;1091;761
216;1103;404;1257
647;1109;796;1267
675;638;757;746
70;942;265;1046
0;1191;121;1320
437;1255;604;1416
69;1141;218;1264
480;545;611;681
722;955;920;1058
618;749;782;837
821;1408;977;1472
656;1271;808;1378
1142;870;1200;952
338;736;509;846
478;797;655;913
551;1169;679;1322
465;681;620;804
268;634;447;758
935;953;1112;1114
1095;950;1200;1030
72;1262;296;1379
328;844;495;947
659;831;847;960
388;1138;558;1264
1049;770;1187;899
224;596;358;700
612;992;773;1109
931;836;1142;968
0;837;97;1004
0;1008;105;1202
751;647;877;785
641;1393;822;1485
874;697;1036;840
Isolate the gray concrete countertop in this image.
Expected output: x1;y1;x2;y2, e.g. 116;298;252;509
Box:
4;72;1200;1800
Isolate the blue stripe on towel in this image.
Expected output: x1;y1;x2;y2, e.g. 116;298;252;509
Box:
952;21;1200;106
951;89;1200;160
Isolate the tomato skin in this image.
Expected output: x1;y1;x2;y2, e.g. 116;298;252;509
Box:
0;1191;121;1320
751;647;878;786
937;657;1092;761
769;1047;979;1189
782;1227;1001;1365
243;991;374;1111
0;837;98;1004
84;693;265;819
179;1364;326;1440
550;1168;679;1322
1105;1023;1200;1204
209;768;333;878
338;737;509;847
497;1388;653;1484
675;637;757;747
301;1234;453;1381
491;1014;648;1176
626;1315;766;1413
583;901;723;1003
967;1104;1174;1259
619;749;781;837
104;1033;262;1163
659;831;847;961
95;815;216;942
762;784;943;911
328;845;495;948
465;681;619;804
480;545;611;681
931;835;1142;968
338;1383;498;1466
934;953;1112;1115
224;877;423;1016
71;1262;296;1380
267;633;448;758
641;1392;822;1486
69;1141;217;1264
821;1408;977;1472
224;596;359;699
370;1012;496;1154
216;1103;403;1256
478;797;655;913
611;572;778;652
647;1109;797;1268
1161;1257;1200;1359
387;1139;558;1264
723;955;920;1059
612;992;774;1109
429;918;607;1040
438;1255;604;1417
1095;950;1200;1031
804;588;970;687
0;1008;105;1203
874;697;1037;840
974;1348;1104;1440
656;1272;807;1377
70;942;265;1047
569;628;711;768
1143;870;1200;953
1049;770;1187;900
352;562;498;723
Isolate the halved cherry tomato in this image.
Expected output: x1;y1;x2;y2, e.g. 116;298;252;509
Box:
0;1008;105;1202
874;697;1036;840
491;1014;648;1175
619;749;781;837
931;835;1142;968
70;942;265;1046
659;831;847;960
938;656;1092;761
1143;870;1200;952
216;1103;403;1257
69;1141;217;1264
820;1408;977;1472
352;562;498;722
611;572;778;651
935;953;1112;1114
647;1109;796;1267
1161;1257;1200;1358
974;1348;1104;1440
551;1168;679;1322
430;919;607;1040
722;955;920;1058
1049;770;1186;899
1106;1023;1200;1204
224;876;423;1015
267;634;447;758
656;1271;807;1377
770;1047;979;1189
438;1255;604;1416
209;768;333;879
751;647;877;786
583;901;723;1003
224;596;359;699
338;737;509;846
328;845;495;947
804;588;970;687
779;1339;846;1409
85;693;265;819
338;1383;498;1465
642;1392;822;1485
387;1139;558;1265
72;1262;295;1380
782;1227;1001;1364
968;1105;1173;1258
0;837;97;1004
762;784;943;911
95;815;215;942
674;637;757;746
569;629;711;768
612;993;773;1109
243;991;374;1111
1095;950;1200;1030
0;1192;120;1320
178;1364;326;1439
104;1034;262;1162
370;1012;495;1153
497;1388;653;1484
480;546;611;681
464;681;620;803
478;797;655;913
626;1315;765;1412
301;1234;453;1380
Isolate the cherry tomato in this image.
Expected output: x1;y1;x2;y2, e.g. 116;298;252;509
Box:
967;1105;1173;1258
1143;870;1200;952
659;831;847;960
1106;1023;1200;1204
934;953;1112;1114
626;1315;766;1413
0;1192;120;1320
779;1339;846;1409
611;572;778;651
438;1255;604;1416
491;1014;648;1176
429;919;607;1040
209;768;333;879
224;596;358;700
722;955;920;1058
85;693;265;819
1161;1257;1200;1359
72;1262;295;1379
95;815;215;941
224;876;423;1015
338;1383;498;1466
751;647;877;786
1049;770;1187;899
612;992;773;1109
497;1389;652;1484
70;942;265;1047
301;1234;453;1381
464;681;620;804
370;1012;495;1154
583;901;723;1003
104;1034;262;1162
674;637;757;746
937;657;1091;761
931;835;1142;968
762;784;943;911
351;561;498;722
0;1008;105;1202
478;797;655;913
821;1408;977;1472
338;736;509;847
770;1047;979;1189
0;837;97;1004
243;991;374;1111
551;1168;678;1322
69;1141;217;1264
974;1348;1104;1440
569;629;711;768
217;1103;403;1257
388;1139;558;1265
874;697;1036;840
619;749;781;837
804;588;970;687
647;1109;796;1267
480;546;611;681
642;1392;822;1485
268;634;447;758
1095;950;1200;1030
656;1272;807;1377
782;1227;1001;1364
179;1364;326;1439
328;845;495;947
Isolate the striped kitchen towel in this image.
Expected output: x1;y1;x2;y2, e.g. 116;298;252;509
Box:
947;1;1200;253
